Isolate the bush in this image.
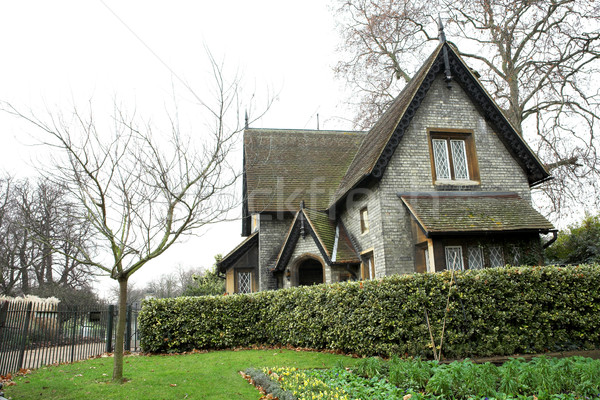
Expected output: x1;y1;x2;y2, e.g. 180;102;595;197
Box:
139;265;600;358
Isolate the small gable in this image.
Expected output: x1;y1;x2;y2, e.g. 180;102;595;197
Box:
273;208;359;271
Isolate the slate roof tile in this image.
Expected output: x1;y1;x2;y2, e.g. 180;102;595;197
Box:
244;129;365;213
400;192;555;234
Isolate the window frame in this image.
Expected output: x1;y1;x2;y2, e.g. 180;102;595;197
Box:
360;250;375;280
467;246;484;270
444;246;465;271
235;268;253;294
489;246;505;268
360;206;369;234
428;129;480;184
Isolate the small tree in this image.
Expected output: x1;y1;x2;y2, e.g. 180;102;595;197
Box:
3;57;267;382
181;255;225;296
545;214;600;265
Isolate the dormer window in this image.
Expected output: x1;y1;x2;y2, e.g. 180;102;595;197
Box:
429;130;479;183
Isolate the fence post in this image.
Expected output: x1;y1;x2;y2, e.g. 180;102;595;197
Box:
17;302;33;372
125;304;132;352
70;306;78;363
106;305;114;353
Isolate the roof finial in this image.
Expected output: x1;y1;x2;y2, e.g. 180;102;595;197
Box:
244;110;249;129
438;14;447;43
438;14;453;89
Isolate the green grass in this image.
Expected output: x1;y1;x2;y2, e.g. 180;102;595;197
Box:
4;350;359;400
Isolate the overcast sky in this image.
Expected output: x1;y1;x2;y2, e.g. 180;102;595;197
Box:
0;1;354;297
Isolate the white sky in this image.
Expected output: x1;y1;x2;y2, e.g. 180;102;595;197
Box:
0;1;354;297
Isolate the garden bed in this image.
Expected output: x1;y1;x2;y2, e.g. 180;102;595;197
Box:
245;356;600;400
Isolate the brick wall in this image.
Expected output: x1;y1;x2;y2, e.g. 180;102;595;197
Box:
375;74;533;274
257;213;293;290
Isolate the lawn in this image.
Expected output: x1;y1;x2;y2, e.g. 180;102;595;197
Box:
3;349;359;400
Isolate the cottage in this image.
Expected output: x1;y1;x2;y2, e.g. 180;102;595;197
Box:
218;38;556;294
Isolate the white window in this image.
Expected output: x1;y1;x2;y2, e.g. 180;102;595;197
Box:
445;246;464;270
237;271;252;293
432;139;451;179
450;140;469;179
489;246;505;268
360;207;369;234
468;247;484;270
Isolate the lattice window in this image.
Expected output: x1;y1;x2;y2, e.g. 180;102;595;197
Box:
450;140;469;179
468;247;484;270
512;246;521;266
489;246;504;268
237;271;251;293
432;139;451;179
445;246;464;271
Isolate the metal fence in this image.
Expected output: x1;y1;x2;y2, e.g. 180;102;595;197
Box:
0;301;141;376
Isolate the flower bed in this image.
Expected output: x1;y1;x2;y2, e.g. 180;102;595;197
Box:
245;356;600;400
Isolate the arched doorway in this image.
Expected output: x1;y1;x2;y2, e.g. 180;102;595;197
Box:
297;258;324;286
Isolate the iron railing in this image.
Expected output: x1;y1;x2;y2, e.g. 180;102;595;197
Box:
0;301;141;376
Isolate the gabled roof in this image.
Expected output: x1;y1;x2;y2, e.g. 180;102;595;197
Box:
244;129;365;213
400;192;555;235
217;231;258;273
273;208;359;271
329;42;550;208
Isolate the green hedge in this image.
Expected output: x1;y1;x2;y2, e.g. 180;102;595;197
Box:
139;265;600;358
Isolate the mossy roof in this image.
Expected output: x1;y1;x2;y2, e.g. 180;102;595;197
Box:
400;192;555;235
303;208;358;263
244;129;365;213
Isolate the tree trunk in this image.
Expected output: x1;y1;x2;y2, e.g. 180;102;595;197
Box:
112;275;128;382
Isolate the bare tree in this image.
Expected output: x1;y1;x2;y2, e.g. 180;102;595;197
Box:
333;0;600;217
0;177;95;296
2;56;268;381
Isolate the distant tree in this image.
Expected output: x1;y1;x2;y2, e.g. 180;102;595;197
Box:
143;265;203;299
333;0;600;217
181;255;225;296
31;282;104;309
545;214;600;265
0;176;96;296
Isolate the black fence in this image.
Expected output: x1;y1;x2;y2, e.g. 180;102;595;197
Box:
0;301;141;377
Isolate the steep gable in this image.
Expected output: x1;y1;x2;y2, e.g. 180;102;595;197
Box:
329;42;550;209
273;208;359;271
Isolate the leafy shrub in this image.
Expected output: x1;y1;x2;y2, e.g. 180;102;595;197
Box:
387;357;435;391
354;357;387;378
139;265;600;358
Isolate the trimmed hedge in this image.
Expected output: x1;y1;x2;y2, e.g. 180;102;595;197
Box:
139;265;600;358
